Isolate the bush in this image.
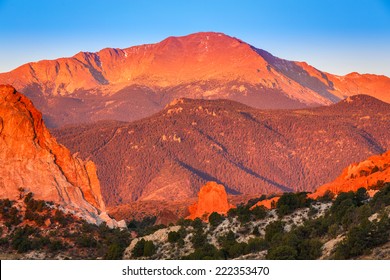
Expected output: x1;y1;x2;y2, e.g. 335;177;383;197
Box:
334;216;389;259
251;206;267;220
48;239;65;252
132;239;146;258
176;218;192;227
298;239;322;259
235;205;251;223
168;231;181;243
228;242;247;258
209;212;224;227
252;226;260;236
11;226;36;253
24;193;47;212
132;239;156;258
276;192;311;217
266;245;297;260
191;230;207;249
143;240;156;257
245;238;268;254
191;218;204;231
218;230;237;248
265;221;284;244
4;206;22;228
76;234;98;248
52;210;72;226
370;183;390;212
182;244;223;260
105;243;124;259
317;190;334;202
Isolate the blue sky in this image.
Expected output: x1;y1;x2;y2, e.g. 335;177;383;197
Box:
0;0;389;76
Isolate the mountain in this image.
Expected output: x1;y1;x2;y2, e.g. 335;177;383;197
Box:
1;32;389;127
310;150;390;199
0;85;122;227
53;94;390;210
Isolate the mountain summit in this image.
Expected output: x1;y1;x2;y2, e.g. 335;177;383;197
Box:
0;32;389;127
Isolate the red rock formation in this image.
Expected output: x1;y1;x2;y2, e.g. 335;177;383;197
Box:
0;84;122;226
250;197;280;210
309;150;390;199
187;182;235;221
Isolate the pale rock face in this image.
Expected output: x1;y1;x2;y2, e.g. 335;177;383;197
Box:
0;85;124;227
186;181;235;220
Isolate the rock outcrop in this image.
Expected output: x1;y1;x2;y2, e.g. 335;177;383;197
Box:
309;150;390;199
187;182;235;220
0;85;124;227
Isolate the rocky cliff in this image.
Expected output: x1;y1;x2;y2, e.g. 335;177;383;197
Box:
0;85;123;226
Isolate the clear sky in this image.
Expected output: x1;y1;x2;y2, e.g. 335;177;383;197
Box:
0;0;389;76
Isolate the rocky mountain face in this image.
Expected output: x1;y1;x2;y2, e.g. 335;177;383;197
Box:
0;85;123;227
187;182;235;220
53;94;390;209
310;150;390;198
0;32;389;127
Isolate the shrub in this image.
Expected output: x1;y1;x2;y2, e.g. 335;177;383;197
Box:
228;242;247;258
132;239;146;258
11;226;36;253
298;239;322;259
334;216;389;259
105;243;124;259
143;241;156;257
176;218;192;227
191;218;203;231
370;183;390;212
276;192;311;217
265;221;284;244
218;230;237;248
317;190;334;202
132;239;156;258
4;206;22;228
245;238;268;254
252;226;260;236
49;239;65;252
191;230;207;249
76;234;98;248
209;212;224;227
251;206;267;220
370;166;380;174
266;245;297;260
168;231;181;243
182;244;223;260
